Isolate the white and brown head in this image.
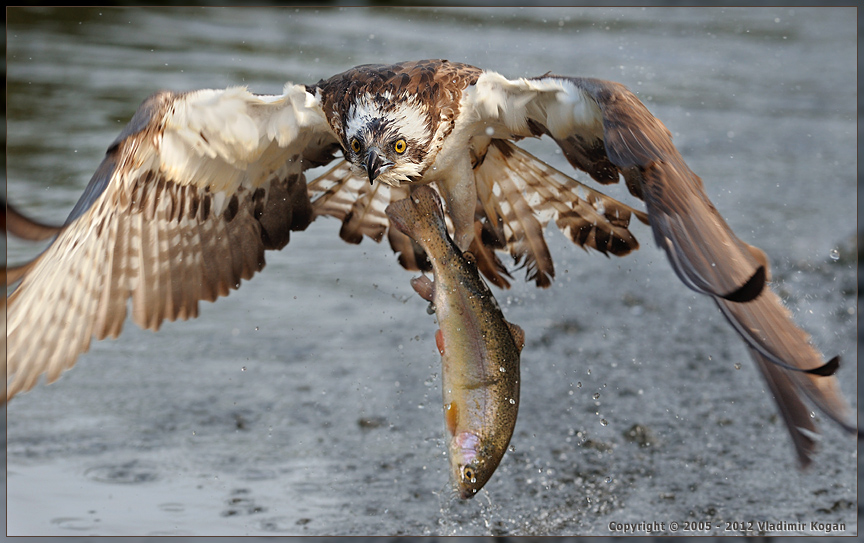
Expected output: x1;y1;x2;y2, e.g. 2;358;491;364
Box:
315;60;483;187
342;90;433;186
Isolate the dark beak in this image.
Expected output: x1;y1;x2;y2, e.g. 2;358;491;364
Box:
365;149;383;185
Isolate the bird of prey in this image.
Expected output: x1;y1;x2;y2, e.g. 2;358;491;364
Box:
5;59;855;467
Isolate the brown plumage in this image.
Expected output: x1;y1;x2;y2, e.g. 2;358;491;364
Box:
5;60;854;468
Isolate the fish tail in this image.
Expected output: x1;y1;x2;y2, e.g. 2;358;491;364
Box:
385;185;448;244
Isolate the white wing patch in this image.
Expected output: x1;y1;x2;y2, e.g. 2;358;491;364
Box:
464;72;603;141
159;84;331;194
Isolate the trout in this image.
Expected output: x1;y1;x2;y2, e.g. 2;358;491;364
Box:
386;185;525;499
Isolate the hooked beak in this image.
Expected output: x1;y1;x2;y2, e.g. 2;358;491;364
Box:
365;148;391;185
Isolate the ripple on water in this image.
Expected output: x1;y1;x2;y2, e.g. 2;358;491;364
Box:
83;460;159;484
50;516;99;532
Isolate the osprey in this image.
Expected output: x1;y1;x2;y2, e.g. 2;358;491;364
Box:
5;59;855;466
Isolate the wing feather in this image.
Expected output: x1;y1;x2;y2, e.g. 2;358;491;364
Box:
3;200;63;241
467;72;763;300
473;139;646;287
715;289;854;433
6;83;338;402
751;349;818;468
489;167;555;287
309;161;413;245
308;161;366;223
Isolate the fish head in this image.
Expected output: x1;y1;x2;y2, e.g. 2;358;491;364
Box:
449;431;496;499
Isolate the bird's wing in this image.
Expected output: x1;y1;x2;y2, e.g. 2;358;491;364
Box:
463;72;765;302
4;200;63;241
6;84;340;401
461;71;854;462
715;288;855;434
3;199;65;284
749;347;818;468
473;139;647;287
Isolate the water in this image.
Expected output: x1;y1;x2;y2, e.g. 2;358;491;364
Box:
4;6;858;537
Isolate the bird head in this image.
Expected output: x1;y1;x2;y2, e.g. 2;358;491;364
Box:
343;92;432;186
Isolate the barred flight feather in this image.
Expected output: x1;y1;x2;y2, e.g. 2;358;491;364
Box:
473;139;646;287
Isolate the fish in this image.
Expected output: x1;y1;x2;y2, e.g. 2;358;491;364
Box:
385;185;525;499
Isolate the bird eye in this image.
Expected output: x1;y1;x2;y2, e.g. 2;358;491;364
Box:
393;139;407;154
350;138;361;153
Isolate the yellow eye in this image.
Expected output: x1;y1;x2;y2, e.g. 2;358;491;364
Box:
393;139;407;154
350;139;361;153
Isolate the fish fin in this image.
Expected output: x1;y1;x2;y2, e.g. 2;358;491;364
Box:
507;321;526;352
410;274;435;303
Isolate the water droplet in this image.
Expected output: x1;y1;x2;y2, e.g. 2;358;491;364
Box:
577;382;582;388
593;392;600;400
829;249;840;261
509;398;516;405
241;366;246;372
485;126;495;136
734;363;742;370
600;419;608;426
587;369;591;375
499;366;506;373
605;476;612;483
254;326;259;331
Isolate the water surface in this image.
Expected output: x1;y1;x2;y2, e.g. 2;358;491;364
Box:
5;6;858;537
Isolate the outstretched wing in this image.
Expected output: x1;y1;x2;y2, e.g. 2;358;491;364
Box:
461;70;854;463
6;84;341;401
465;72;765;302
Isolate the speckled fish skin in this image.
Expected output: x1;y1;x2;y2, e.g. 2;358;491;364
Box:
386;185;524;500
